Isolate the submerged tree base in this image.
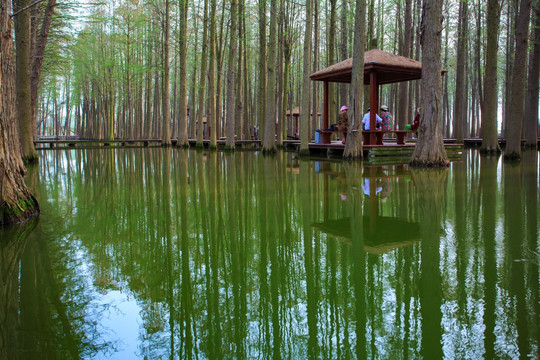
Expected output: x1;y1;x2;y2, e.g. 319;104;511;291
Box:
223;145;235;152
208;144;218;151
195;142;204;149
298;148;310;157
1;195;39;226
479;146;502;155
343;153;362;161
409;159;450;168
503;151;521;161
262;147;277;155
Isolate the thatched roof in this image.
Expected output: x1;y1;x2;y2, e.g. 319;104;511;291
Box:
310;49;423;85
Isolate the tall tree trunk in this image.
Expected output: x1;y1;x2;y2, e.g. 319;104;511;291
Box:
311;0;319;139
258;0;267;140
63;75;71;136
368;0;375;46
327;0;337;128
442;2;450;138
298;0;312;155
505;0;532;159
1;1;39;224
276;0;285;145
152;70;161;139
339;0;348;106
474;0;484;139
343;0;366;159
14;0;38;164
144;23;153;138
235;2;244;140
503;1;517;138
215;0;226;140
263;0;278;153
161;0;171;146
282;11;292;142
225;0;238;150
176;0;189;147
30;0;57;139
410;0;448;167
188;6;199;140
481;0;502;153
242;19;250;141
523;0;540;148
398;0;412;129
208;0;217;149
453;0;467;142
196;0;209;148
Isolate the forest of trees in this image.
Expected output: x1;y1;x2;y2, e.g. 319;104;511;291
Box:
28;0;538;150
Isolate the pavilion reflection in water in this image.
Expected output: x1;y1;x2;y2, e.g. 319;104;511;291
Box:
312;161;420;254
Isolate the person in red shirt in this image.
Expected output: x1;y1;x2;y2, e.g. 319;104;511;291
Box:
411;107;420;130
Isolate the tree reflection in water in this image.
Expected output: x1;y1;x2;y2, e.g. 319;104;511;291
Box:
1;148;537;359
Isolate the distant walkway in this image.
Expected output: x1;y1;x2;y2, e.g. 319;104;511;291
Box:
34;136;538;153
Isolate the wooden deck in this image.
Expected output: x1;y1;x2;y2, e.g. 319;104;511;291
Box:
304;139;463;163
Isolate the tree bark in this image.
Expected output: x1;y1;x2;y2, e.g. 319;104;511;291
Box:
339;0;348;107
258;0;267;140
481;0;502;153
410;0;448;167
342;0;365;159
298;0;312;155
1;1;39;225
196;0;209;148
311;0;319;139
208;0;217;149
181;0;195;143
523;0;540;148
327;0;337;128
235;17;244;140
30;0;57;139
263;0;278;153
225;0;238;150
15;0;38;164
503;1;517;138
505;0;532;159
276;0;286;145
453;0;467;142
398;0;412;129
161;0;171;146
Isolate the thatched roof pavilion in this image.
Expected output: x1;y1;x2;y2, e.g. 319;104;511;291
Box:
310;49;424;144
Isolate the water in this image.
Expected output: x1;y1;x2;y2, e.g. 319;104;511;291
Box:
1;148;538;359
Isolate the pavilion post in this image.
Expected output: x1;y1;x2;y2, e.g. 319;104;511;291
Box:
369;70;379;144
323;81;329;130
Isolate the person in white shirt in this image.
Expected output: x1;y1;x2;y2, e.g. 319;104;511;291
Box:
362;107;383;130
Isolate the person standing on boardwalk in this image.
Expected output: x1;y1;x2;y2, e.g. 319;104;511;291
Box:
338;105;349;144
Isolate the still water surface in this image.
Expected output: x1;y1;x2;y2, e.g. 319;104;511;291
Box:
1;148;538;359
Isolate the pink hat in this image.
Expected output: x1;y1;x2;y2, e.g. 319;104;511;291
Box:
340;105;348;112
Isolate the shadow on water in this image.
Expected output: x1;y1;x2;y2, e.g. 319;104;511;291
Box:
1;148;537;359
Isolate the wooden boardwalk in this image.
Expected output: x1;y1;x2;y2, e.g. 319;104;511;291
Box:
39;136;529;163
